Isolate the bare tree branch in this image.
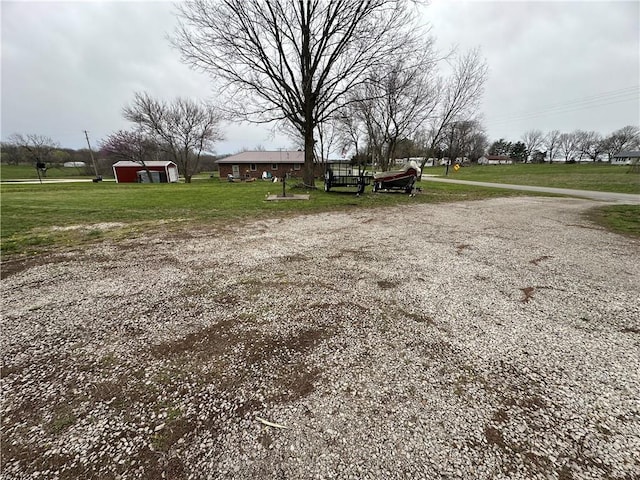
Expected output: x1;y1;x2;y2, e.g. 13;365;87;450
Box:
420;48;488;171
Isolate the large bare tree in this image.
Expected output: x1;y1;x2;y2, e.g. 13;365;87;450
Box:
558;132;577;163
441;119;486;164
521;129;544;164
601;125;640;161
123;93;223;183
8;133;59;180
174;0;421;186
419;48;488;172
544;130;561;163
574;130;603;162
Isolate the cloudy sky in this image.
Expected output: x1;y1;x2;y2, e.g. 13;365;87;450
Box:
1;0;638;154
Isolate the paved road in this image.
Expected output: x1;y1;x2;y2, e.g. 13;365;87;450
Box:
421;176;640;204
1;178;113;185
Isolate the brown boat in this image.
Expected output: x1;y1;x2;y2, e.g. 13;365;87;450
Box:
372;162;420;193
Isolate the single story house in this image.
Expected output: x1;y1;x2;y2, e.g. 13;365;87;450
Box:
63;161;86;168
478;155;513;165
612;150;640;165
112;160;179;183
217;150;326;180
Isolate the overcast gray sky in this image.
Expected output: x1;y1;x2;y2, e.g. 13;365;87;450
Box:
1;0;639;154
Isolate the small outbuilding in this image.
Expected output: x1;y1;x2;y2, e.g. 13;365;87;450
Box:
112;161;179;183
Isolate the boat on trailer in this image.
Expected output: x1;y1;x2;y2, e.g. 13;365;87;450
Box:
372;161;420;193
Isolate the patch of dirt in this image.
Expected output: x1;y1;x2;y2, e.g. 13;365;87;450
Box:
1;253;70;279
377;280;396;289
151;321;334;405
520;287;536;303
456;243;471;254
529;255;551;266
621;327;640;334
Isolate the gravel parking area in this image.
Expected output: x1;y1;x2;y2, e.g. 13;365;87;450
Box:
2;196;639;479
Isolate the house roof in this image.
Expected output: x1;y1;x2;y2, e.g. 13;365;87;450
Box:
613;150;640;158
112;161;177;168
482;155;511;160
216;150;305;164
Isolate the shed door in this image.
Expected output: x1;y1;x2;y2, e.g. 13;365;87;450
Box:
168;166;178;182
232;165;240;178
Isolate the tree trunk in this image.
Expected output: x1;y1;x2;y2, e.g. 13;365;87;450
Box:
140;162;154;183
303;126;315;187
418;146;435;181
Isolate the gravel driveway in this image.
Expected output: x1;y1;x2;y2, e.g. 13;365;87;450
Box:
2;196;639;479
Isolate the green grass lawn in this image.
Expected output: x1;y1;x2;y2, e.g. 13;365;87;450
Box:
1;164;94;180
445;163;640;194
2;163;639;257
586;205;640;237
0;178;523;256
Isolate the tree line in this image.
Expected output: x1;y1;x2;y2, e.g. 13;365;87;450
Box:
0;131;219;179
1;134;100;175
324;123;639;167
487;126;640;164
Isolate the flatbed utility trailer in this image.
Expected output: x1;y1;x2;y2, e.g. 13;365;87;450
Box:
324;162;372;194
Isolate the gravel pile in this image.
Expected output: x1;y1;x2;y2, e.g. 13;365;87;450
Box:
2;196;639;479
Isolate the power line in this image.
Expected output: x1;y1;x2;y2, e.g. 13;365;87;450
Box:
487;95;639;128
486;85;639;126
488;86;638;121
490;91;637;122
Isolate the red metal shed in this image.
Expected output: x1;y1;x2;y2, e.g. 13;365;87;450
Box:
112;161;179;183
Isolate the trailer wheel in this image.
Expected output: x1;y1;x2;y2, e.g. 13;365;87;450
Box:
405;176;416;194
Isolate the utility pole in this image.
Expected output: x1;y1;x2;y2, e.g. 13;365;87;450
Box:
83;130;100;180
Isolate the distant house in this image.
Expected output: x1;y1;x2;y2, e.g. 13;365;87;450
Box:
112;161;179;183
612;150;640;165
63;161;86;168
478;155;513;165
395;157;470;168
216;150;311;180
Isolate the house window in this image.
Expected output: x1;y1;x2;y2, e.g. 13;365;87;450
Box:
271;163;278;170
293;163;301;170
250;163;257;171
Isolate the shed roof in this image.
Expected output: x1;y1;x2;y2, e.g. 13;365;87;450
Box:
482;155;511;160
112;161;177;168
613;150;640;158
216;151;305;164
